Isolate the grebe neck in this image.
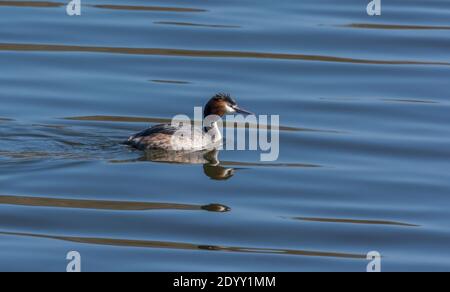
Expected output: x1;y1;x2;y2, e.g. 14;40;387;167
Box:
204;121;222;143
203;105;223;144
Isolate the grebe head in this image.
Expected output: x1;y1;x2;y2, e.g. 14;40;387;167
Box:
203;93;253;119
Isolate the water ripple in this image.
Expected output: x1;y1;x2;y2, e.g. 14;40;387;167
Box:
154;21;240;29
93;4;206;13
0;0;62;8
0;231;366;259
0;195;230;212
64;115;341;133
0;1;206;12
291;216;419;227
150;79;191;85
1;43;448;67
342;23;450;30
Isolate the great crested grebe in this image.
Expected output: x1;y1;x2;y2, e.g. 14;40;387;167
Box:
126;93;252;151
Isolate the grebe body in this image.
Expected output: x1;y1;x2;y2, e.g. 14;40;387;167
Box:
126;93;252;151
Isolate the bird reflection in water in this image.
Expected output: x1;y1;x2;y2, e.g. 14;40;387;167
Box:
138;149;236;180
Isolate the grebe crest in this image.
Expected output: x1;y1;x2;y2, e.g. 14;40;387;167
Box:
126;93;252;151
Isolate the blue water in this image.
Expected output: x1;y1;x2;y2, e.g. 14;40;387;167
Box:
0;0;450;271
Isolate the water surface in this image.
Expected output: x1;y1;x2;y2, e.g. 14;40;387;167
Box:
1;0;450;271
